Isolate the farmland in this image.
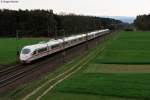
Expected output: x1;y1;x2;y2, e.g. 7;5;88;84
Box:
0;38;48;65
97;31;150;64
45;73;150;100
41;31;150;100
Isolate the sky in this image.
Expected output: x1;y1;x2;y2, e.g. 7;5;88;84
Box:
0;0;150;17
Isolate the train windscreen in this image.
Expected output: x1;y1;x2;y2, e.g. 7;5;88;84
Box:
22;48;31;54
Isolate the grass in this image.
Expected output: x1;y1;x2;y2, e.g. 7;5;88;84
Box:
0;38;48;65
96;31;150;64
49;73;150;100
42;92;136;100
41;31;150;100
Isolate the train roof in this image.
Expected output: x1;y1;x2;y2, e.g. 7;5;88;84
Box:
64;34;86;42
47;39;63;46
21;44;46;52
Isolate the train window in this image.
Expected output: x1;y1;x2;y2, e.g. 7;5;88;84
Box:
51;44;59;49
65;42;68;44
22;48;31;54
79;38;83;40
32;51;37;55
38;48;47;53
71;40;74;43
63;42;68;45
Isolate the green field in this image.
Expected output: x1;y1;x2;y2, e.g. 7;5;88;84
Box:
97;31;150;64
44;73;150;100
0;38;48;65
41;31;150;100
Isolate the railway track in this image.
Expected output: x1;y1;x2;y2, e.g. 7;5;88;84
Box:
0;51;65;88
0;32;112;93
0;64;39;88
0;64;24;77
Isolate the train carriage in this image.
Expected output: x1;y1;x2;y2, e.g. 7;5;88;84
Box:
20;29;110;63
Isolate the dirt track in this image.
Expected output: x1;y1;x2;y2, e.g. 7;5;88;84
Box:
85;64;150;73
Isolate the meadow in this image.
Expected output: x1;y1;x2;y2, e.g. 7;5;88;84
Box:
97;31;150;64
0;38;48;65
41;31;150;100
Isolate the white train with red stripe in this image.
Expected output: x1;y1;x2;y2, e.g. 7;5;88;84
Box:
20;29;109;63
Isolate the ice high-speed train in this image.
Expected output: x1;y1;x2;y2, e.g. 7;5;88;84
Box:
20;29;110;63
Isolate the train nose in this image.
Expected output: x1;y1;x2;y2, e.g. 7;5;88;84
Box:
20;54;30;61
